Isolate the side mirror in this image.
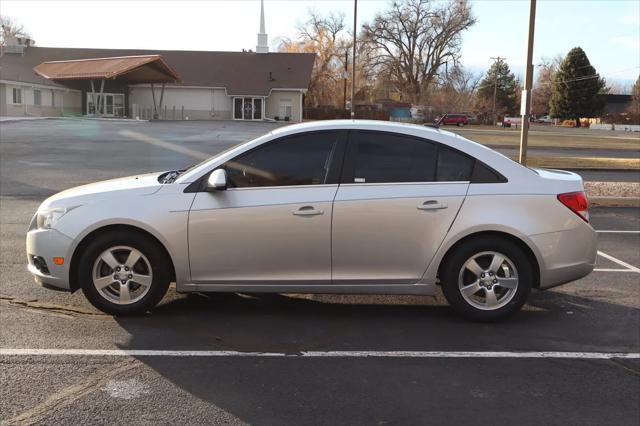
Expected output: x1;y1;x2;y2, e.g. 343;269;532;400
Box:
205;169;227;191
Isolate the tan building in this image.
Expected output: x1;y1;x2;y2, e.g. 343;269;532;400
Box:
0;1;314;122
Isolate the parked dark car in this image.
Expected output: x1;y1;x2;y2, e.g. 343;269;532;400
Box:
435;114;469;127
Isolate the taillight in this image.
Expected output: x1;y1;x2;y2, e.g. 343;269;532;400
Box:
558;191;589;222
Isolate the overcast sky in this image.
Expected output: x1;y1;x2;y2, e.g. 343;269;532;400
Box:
3;0;639;87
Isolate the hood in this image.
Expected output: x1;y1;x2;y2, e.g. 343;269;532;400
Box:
41;173;163;209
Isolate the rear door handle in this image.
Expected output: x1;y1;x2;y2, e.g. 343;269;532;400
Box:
417;200;448;211
293;206;324;216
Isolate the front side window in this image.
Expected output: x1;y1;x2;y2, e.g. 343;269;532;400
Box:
12;88;22;104
352;132;437;183
222;132;340;188
33;89;42;106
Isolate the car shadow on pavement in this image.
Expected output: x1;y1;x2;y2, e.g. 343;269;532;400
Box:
112;291;640;426
113;290;640;353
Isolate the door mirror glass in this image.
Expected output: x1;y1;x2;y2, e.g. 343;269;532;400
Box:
206;169;227;191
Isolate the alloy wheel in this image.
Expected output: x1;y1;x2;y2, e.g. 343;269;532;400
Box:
457;251;519;311
92;245;153;305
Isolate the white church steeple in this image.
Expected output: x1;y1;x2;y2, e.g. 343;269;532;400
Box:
256;0;269;54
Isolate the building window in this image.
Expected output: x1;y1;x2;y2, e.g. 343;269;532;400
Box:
34;89;42;106
12;88;22;104
279;99;292;120
51;91;56;107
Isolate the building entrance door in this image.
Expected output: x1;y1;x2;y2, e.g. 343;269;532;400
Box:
233;97;264;120
87;93;125;117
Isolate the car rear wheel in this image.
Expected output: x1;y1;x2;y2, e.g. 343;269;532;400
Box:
79;231;171;315
457;122;465;127
441;237;532;321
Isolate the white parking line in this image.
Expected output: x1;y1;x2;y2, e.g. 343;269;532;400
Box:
1;348;639;359
597;250;640;273
593;268;638;273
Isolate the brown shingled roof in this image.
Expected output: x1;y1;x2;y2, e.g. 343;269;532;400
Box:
1;47;315;96
33;55;181;83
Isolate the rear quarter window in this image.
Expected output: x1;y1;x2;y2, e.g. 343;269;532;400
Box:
436;146;474;181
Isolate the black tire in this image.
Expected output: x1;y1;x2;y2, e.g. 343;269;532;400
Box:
440;236;532;321
457;121;465;127
79;231;171;315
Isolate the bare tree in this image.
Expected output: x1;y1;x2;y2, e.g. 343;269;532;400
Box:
0;15;30;47
279;11;349;107
429;65;481;114
362;0;475;105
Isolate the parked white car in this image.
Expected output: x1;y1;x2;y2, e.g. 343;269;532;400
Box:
535;115;553;124
26;120;597;320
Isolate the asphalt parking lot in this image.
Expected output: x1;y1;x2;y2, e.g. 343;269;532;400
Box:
1;119;639;425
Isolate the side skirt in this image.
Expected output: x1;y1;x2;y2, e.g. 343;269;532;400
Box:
177;283;438;296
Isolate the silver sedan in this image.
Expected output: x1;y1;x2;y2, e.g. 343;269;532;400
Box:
26;120;597;321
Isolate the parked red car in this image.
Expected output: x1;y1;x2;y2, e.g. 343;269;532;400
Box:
435;114;469;127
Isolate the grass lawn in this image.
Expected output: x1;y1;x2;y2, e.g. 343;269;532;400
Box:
521;156;640;170
452;125;640;151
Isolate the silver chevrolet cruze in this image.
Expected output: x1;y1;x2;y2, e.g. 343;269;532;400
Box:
26;120;597;321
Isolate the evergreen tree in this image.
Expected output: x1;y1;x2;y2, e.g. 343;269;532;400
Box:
477;58;518;120
550;47;606;127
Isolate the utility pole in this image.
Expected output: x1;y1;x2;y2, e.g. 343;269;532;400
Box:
343;50;348;111
490;56;505;126
350;0;357;119
519;0;537;165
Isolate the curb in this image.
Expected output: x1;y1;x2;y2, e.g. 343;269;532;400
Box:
589;197;640;208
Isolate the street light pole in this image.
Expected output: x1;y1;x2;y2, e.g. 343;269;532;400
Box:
343;50;348;111
350;0;357;119
519;0;537;165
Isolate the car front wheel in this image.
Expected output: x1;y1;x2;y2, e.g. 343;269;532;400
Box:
79;231;171;315
457;122;465;127
441;237;532;321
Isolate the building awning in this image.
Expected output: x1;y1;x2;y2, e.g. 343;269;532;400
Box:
33;55;181;84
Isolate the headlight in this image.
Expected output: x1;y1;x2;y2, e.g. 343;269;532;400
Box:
36;207;68;229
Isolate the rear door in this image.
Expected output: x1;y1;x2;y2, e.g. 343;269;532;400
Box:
331;131;471;284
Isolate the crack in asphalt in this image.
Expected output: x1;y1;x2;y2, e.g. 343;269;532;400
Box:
0;295;107;319
0;360;140;426
609;358;640;378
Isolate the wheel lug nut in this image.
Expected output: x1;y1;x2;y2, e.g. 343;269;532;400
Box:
481;273;485;278
128;274;132;279
121;280;126;284
124;267;129;271
493;279;498;283
116;266;121;271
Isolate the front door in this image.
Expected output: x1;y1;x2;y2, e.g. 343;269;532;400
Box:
188;131;345;284
332;131;470;284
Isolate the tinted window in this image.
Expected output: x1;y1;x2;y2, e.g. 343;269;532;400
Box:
223;132;339;188
471;161;505;183
353;133;437;183
437;147;474;181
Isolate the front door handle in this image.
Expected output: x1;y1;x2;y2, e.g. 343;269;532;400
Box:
417;200;448;211
293;206;324;216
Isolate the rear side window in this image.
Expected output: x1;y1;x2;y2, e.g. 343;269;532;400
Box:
471;161;506;183
223;132;339;188
437;147;474;181
352;132;437;183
